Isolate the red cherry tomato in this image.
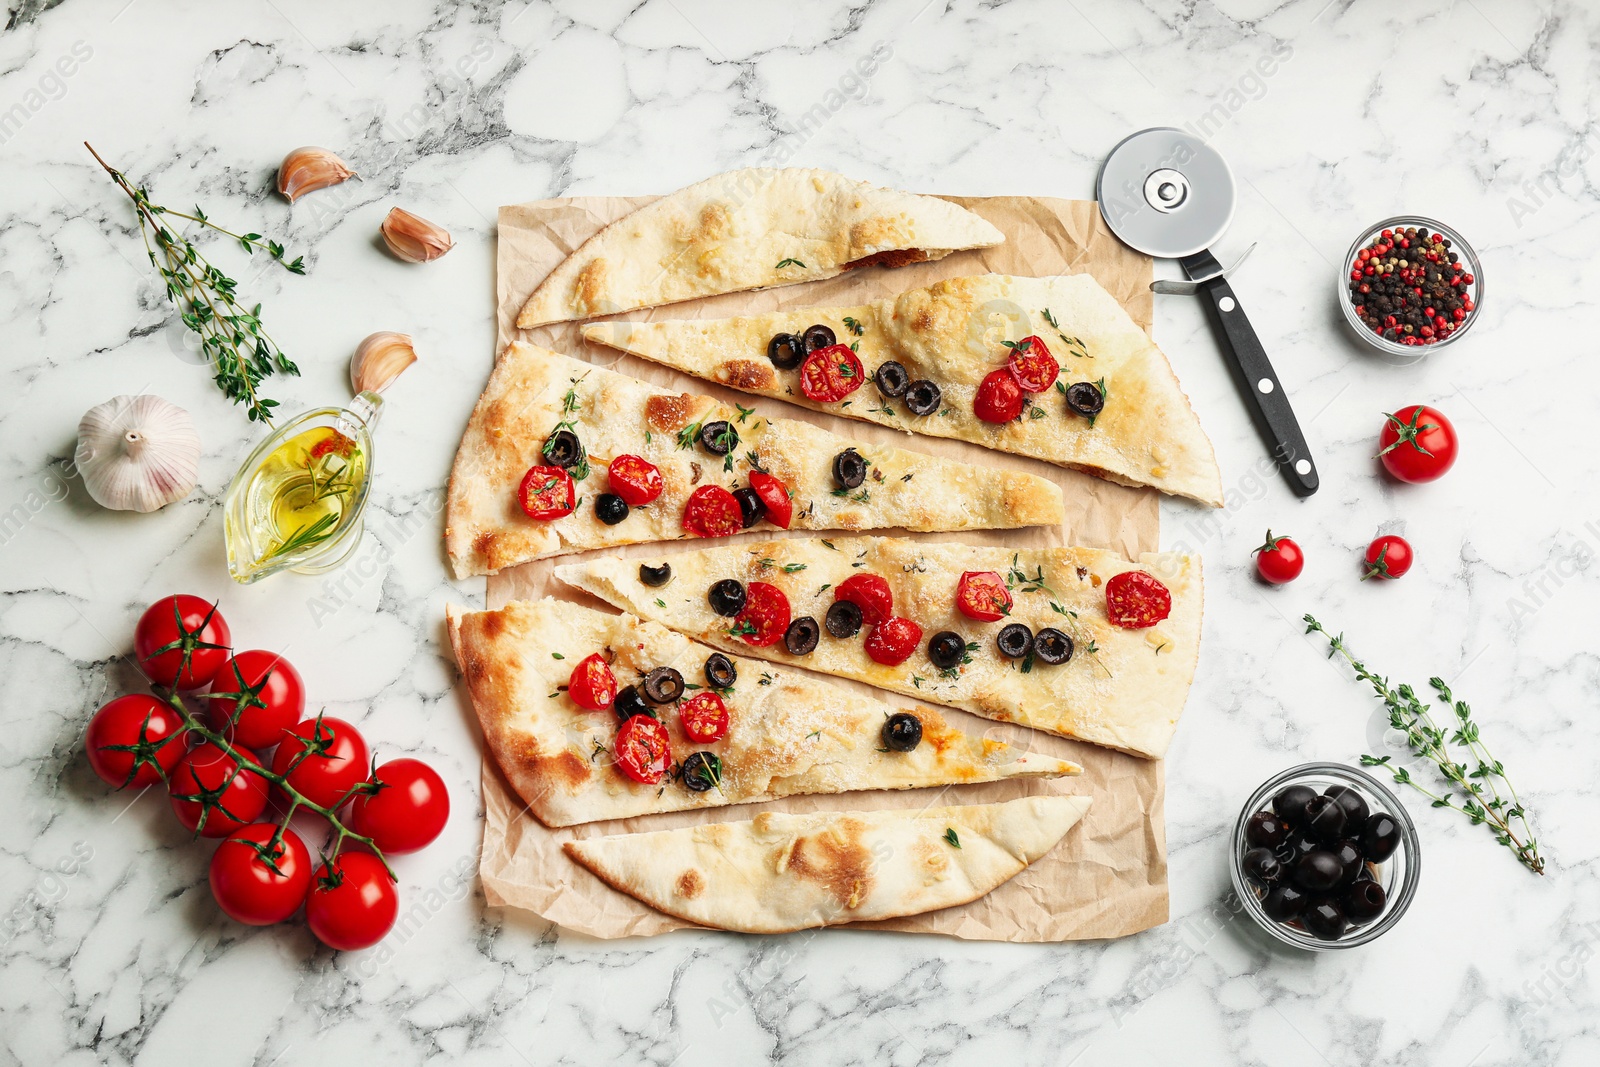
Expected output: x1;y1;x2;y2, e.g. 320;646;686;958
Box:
347;759;450;854
1363;535;1414;580
169;743;270;837
974;369;1024;423
1007;336;1059;392
305;852;398;951
1378;405;1458;483
1104;570;1173;629
1254;531;1305;585
798;344;865;403
834;574;893;627
205;650;305;751
864;617;923;666
608;455;664;506
734;581;791;647
567;653;617;712
679;692;730;743
955;570;1012;621
682;484;743;538
517;465;575;521
85;694;187;788
209;823;313;925
133;595;232;689
270;717;371;810
614;714;672;785
748;471;793;529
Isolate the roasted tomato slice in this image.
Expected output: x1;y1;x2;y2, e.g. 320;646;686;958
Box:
974;369;1024;423
955;570;1012;622
682;484;743;538
748;471;793;529
864;616;923;666
798;344;865;403
834;573;893;627
567;653;617;711
679;691;730;743
1006;335;1059;393
1104;570;1172;629
608;455;664;506
615;714;672;785
733;581;791;647
518;465;575;520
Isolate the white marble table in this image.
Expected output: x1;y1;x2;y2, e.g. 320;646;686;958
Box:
2;1;1595;1063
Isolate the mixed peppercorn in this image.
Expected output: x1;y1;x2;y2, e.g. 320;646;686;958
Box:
1348;225;1475;347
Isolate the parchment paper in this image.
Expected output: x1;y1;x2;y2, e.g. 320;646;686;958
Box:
470;193;1170;941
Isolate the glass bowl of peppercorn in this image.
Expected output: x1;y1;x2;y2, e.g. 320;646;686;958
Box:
1340;216;1481;364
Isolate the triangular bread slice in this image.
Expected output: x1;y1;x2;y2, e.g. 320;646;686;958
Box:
557;535;1202;760
446;599;1079;828
516;168;1003;328
583;273;1223;506
564;794;1092;932
445;342;1065;577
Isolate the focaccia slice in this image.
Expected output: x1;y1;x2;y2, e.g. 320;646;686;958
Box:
445;342;1065;577
557;536;1202;759
564;794;1092;933
447;598;1079;828
515;168;1003;328
583;273;1223;506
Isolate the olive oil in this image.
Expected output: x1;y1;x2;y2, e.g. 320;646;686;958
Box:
236;426;366;570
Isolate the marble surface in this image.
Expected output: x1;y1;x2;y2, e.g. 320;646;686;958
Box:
1;0;1597;1063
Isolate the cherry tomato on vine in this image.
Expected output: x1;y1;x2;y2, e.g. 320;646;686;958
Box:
955;570;1012;621
168;743;270;837
567;653;617;712
270;716;371;810
1104;571;1173;629
834;574;893;627
347;759;450;854
86;694;187;788
1253;531;1305;585
205;650;305;751
209;823;313;925
133;595;232;689
1377;405;1457;483
305;851;398;951
614;714;672;785
1362;535;1414;580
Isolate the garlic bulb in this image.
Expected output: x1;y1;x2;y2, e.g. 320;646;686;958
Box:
276;146;356;203
350;332;418;395
75;395;201;513
380;207;453;263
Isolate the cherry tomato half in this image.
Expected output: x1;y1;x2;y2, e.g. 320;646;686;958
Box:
1104;570;1173;629
679;692;730;743
209;823;313;926
955;570;1012;621
834;574;893;627
270;716;371;810
1362;535;1414;580
974;369;1024;423
347;759;450;854
734;582;791;647
305;851;398;951
608;455;664;506
567;653;617;712
1007;335;1059;393
864;617;923;666
1377;405;1458;483
205;650;305;751
133;594;232;689
798;345;865;403
748;471;793;529
169;743;270;837
86;694;187;789
615;714;672;785
1254;531;1305;585
517;465;575;521
682;484;743;538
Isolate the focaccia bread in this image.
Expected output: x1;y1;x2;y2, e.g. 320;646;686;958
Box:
447;598;1079;828
516;168;1004;328
583;273;1223;506
557;536;1202;759
564;794;1092;933
445;342;1065;577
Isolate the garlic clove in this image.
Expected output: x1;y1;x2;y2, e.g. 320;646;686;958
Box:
351;332;418;395
380;207;453;263
276;146;356;204
75;395;201;513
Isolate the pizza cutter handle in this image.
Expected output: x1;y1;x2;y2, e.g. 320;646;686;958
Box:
1181;251;1320;497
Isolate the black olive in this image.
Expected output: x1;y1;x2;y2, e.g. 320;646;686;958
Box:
881;711;922;752
1331;839;1364;886
595;493;629;525
1303;796;1348;843
927;630;967;670
1272;784;1317;827
1294;849;1344;891
641;666;685;705
801;324;836;352
1361;812;1401;862
1246;810;1289;849
1064;381;1105;419
904;379;942;416
874;361;910;398
1274;830;1318;868
832;449;867;489
784;616;820;655
639;563;672;587
1033;627;1074;665
767;333;805;370
995;622;1034;659
1262;884;1308;922
1323;784;1371;837
699;420;738;456
1342;880;1387;924
1242;847;1284;887
613;685;652;722
825;599;863;638
681;751;724;793
733;487;765;528
703;652;737;690
542;429;583;468
1302;898;1349;941
708;579;746;617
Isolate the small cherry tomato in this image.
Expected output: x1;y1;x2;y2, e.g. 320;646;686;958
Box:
748;471;793;529
169;743;270;837
347;759;450;854
615;714;672;785
679;692;730;743
209;823;313;925
974;369;1024;423
205;650;305;751
1377;405;1458;483
1362;535;1413;580
86;694;187;789
955;570;1012;621
798;344;865;403
834;574;894;627
567;653;617;711
517;465;575;521
1254;531;1305;585
1104;570;1173;629
305;851;398;951
133;595;232;689
864;617;923;666
1006;335;1059;392
734;581;791;647
271;716;371;810
682;484;743;538
608;455;664;506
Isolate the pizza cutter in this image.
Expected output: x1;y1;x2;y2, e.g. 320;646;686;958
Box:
1096;127;1319;497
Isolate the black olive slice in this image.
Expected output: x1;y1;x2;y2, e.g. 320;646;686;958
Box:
767;333;805;370
613;685;652;722
832;449;867;489
1032;627;1074;665
996;622;1033;659
881;711;923;752
595;493;629;525
639;563;672;587
542;429;583;469
824;599;863;638
681;751;724;793
904;379;942;416
698;420;738;456
926;630;966;670
874;361;909;398
707;579;747;617
640;666;685;705
703;652;737;690
1065;381;1105;418
733;487;765;528
801;324;836;352
784;616;820;656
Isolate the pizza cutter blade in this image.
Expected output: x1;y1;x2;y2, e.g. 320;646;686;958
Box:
1096;127;1319;497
